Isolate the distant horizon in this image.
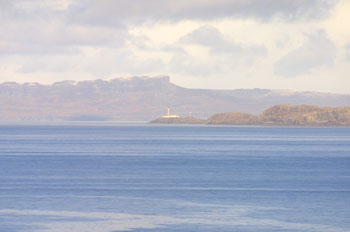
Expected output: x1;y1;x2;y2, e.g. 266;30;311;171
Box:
1;75;349;121
1;75;349;95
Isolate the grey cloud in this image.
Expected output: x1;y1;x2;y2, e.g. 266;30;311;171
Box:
180;25;266;56
174;0;338;22
2;0;338;28
0;21;127;55
16;47;165;76
0;42;79;55
167;25;267;77
84;48;166;76
345;44;350;62
180;25;240;51
128;35;154;50
66;0;339;27
274;30;336;77
168;43;237;77
0;0;338;56
0;0;64;22
169;50;220;77
17;57;76;73
0;0;128;55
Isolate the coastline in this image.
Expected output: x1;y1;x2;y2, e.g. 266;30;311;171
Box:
150;104;350;127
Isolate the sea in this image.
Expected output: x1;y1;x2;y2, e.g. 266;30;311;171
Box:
0;123;349;232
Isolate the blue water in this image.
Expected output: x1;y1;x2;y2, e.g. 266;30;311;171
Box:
0;124;349;232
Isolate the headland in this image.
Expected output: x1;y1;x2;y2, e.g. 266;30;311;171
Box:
150;104;350;127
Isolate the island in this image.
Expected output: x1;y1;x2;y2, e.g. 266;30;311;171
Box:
150;104;350;127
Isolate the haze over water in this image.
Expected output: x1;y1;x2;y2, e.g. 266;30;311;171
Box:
0;124;349;232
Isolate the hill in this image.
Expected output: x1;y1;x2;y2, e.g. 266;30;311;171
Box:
207;112;259;125
259;104;350;126
1;76;350;121
151;104;350;126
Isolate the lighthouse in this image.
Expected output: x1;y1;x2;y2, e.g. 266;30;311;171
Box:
162;107;180;118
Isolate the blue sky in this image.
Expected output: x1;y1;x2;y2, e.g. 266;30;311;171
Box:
0;0;349;93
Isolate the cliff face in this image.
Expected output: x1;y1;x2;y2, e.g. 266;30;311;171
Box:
259;104;350;126
1;76;350;121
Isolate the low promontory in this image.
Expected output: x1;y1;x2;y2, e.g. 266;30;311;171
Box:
150;116;206;124
150;104;350;126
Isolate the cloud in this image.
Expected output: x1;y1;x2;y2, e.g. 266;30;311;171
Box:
0;0;67;22
0;1;337;56
274;30;336;77
0;0;128;55
81;48;166;76
169;49;219;77
180;25;266;55
66;0;339;27
0;21;127;55
181;25;229;48
345;44;350;61
0;0;348;93
168;25;267;77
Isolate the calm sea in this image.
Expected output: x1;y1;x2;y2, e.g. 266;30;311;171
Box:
0;123;349;232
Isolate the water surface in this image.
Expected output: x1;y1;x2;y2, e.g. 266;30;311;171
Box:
0;124;349;232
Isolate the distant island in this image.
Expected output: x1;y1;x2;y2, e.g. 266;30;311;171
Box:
1;76;350;121
150;104;350;127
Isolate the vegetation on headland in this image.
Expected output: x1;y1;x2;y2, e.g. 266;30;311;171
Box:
150;104;350;126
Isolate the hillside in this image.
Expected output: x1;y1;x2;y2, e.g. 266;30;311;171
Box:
259;104;350;126
151;104;350;126
1;76;350;121
207;112;259;125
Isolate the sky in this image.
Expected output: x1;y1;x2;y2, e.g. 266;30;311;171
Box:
0;0;349;93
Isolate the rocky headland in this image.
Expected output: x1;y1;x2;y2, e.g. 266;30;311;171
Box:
150;116;206;124
150;104;350;127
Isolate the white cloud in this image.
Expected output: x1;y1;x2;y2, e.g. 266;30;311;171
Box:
274;30;336;77
323;0;350;46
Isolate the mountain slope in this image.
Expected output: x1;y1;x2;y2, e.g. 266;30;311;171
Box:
0;76;349;121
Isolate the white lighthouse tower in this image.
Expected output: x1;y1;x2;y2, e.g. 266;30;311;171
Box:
162;107;180;118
